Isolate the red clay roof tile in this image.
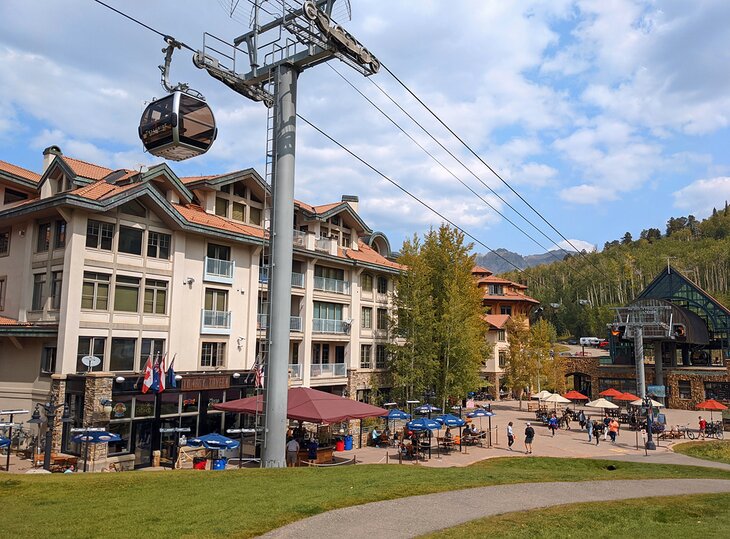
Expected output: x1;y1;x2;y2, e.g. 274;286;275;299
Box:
172;203;266;239
0;160;41;183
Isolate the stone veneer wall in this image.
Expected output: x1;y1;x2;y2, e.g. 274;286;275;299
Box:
347;369;389;448
49;375;67;453
665;360;730;410
80;372;114;471
557;357;654;400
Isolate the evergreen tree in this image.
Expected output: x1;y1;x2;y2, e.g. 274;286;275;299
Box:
621;232;633;245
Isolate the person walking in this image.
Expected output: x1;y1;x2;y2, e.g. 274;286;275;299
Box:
579;410;586;430
285;436;300;467
587;416;593;443
507;421;515;451
603;414;611;441
548;413;558;437
699;416;707;439
609;418;619;443
593;420;602;446
524;422;535;454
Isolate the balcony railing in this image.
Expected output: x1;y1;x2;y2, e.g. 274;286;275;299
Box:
314;236;330;252
288;364;302;379
314;276;350;295
310;363;347;377
204;257;235;284
312;318;348;334
291;271;304;288
201;309;231;334
293;229;306;248
257;314;302;332
259;267;269;284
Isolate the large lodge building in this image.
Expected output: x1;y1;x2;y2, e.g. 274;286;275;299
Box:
0;146;401;468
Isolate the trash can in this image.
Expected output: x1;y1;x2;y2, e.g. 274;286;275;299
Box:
335;439;345;451
211;457;227;470
193;457;207;470
344;435;353;451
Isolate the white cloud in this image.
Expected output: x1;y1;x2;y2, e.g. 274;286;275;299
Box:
673;177;730;216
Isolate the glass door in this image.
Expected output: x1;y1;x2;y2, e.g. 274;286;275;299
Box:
132;419;154;467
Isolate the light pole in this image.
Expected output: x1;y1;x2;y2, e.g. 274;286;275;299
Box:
0;409;29;472
422;389;436;418
27;405;44;467
38;402;73;471
406;400;419;418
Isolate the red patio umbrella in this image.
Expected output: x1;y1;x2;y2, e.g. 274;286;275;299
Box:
615;392;640;402
563;390;589;401
214;387;388;423
599;388;623;398
696;398;728;421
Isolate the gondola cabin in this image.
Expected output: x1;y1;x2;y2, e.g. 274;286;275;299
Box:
138;91;217;161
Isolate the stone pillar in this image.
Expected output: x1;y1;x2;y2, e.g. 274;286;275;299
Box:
49;375;67;453
82;372;114;470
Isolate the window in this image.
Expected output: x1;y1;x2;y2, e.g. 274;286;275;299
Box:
498;350;507;368
341;233;351;248
118;226;143;255
361;273;373;292
315;265;345;281
107;422;131;455
678;380;692;400
147;231;171;259
488;284;504;296
207;243;230;261
377;308;388;330
77;336;106;372
249;207;262;226
119;200;146;217
0;276;5;310
50;271;63;310
377;276;388;294
215;197;228;217
497;329;506;342
140;338;166;371
36;222;50;252
375;344;388;369
3;188;28;204
144;279;168;314
114;275;140;312
500;306;512;315
110;338;136;371
312;343;330;363
41;346;57;374
704;382;730;402
361;307;372;329
82;272;110;310
0;229;10;256
313;301;342;320
54;220;66;249
205;288;228;312
32;273;46;310
86;220;114;250
232;202;245;222
201;342;226;367
220;184;231;194
360;344;372;369
233;182;246;197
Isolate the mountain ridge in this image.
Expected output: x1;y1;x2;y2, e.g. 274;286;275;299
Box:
475;248;571;274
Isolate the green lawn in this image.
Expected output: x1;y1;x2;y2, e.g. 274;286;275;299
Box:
423;493;730;538
2;457;729;538
673;441;730;465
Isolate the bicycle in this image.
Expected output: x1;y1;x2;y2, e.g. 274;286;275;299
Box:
705;421;724;440
681;424;696;440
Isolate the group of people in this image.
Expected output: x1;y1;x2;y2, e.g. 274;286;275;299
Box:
285;424;320;467
506;421;535;454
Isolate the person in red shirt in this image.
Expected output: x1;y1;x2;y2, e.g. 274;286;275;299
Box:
699;416;707;439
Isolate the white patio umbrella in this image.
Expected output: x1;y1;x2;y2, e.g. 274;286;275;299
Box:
630;398;664;408
532;390;553;400
543;393;571;412
586;398;619;410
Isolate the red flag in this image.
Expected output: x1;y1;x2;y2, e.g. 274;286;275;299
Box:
255;364;264;388
142;356;154;394
156;354;166;393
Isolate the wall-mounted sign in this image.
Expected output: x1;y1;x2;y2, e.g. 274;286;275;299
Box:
113;403;127;418
180;375;230;392
647;385;666;398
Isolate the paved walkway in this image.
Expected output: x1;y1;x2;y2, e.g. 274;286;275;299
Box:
260;479;730;538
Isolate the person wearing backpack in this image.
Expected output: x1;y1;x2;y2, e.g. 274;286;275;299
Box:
524;422;535;454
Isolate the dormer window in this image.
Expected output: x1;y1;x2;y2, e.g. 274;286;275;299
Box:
3;188;28;204
214;181;264;226
488;284;504;296
119;200;147;218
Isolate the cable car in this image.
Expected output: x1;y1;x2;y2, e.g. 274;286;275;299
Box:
138;91;217;161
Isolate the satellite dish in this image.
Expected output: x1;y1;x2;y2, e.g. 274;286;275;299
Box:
81;355;101;369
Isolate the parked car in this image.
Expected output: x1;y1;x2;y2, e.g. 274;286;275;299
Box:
580;337;601;346
598;340;610;349
567;339;578;345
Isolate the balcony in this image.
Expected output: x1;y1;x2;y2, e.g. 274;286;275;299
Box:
259;268;305;288
293;229;306;248
314;236;330;252
288;363;302;379
201;309;231;335
314;276;350;295
204;257;235;284
310;363;347;377
257;314;302;332
312;318;349;334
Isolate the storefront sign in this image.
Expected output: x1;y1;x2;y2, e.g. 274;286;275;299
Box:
647;385;666;398
180;375;230;391
113;403;127;418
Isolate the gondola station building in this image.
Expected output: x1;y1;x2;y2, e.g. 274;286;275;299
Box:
0;146;401;469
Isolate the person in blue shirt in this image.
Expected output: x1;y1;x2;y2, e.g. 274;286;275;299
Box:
307;436;319;464
548;413;559;436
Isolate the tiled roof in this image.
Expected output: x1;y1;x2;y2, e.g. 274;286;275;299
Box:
477;275;515;285
344;241;404;270
172;203;266;239
312;202;342;214
180;173;227;185
472;265;492;275
0;315;30;326
482;291;540;304
483;314;510;329
70;180;142;201
62;156;121;180
0;160;41;183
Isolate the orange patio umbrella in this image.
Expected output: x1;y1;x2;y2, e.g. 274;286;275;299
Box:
599;388;623;398
615;392;640;402
563;390;589;401
696;398;728;421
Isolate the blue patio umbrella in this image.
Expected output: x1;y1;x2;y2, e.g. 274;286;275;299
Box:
71;431;122;444
433;414;466;427
467;409;496;446
187;433;240;451
0;436;10;448
414;404;441;417
406;417;440;431
381;409;411;437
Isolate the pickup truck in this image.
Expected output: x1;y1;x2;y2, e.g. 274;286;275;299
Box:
579;337;601;346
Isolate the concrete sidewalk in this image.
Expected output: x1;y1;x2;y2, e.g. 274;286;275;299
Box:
259;478;730;538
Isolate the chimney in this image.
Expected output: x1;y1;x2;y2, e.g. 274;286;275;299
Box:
42;145;62;173
341;194;358;213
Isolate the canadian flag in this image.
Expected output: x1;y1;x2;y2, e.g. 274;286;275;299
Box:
141;356;154;394
255;364;264;388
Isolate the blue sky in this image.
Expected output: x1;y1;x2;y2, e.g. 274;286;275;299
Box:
2;1;730;257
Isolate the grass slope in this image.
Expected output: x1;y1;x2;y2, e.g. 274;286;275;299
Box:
673;441;730;465
423;493;730;538
2;457;729;538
